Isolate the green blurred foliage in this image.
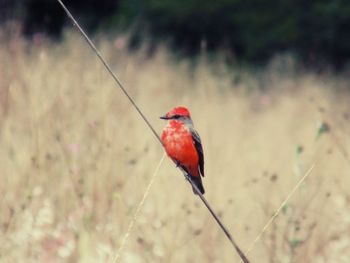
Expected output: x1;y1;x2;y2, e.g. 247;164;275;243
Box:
140;0;299;61
129;0;350;67
1;0;350;68
0;0;119;36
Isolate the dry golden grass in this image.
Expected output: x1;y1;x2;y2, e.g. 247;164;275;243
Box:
1;29;350;263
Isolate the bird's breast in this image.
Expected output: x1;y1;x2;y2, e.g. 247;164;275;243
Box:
161;121;198;164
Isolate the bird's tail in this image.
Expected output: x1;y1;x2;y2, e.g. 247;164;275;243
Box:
190;175;205;195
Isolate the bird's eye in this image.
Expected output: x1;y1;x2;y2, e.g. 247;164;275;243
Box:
173;115;181;119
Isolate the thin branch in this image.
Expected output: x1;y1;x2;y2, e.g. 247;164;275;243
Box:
56;0;250;262
113;153;166;262
187;174;250;263
239;162;316;262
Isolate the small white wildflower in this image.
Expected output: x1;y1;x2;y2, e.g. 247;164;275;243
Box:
58;239;75;258
152;243;165;257
31;228;45;241
334;195;346;208
36;200;54;226
152;219;162;229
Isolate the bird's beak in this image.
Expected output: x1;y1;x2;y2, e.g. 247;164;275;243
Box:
160;115;170;120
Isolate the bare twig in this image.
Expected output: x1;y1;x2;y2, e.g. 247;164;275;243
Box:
187;175;250;263
240;162;316;262
113;153;166;262
56;0;250;262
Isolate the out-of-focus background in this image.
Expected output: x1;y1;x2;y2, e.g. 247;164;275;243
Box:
1;1;350;262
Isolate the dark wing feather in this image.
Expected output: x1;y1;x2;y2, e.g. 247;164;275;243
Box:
191;128;204;177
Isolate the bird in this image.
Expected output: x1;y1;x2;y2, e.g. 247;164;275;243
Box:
160;106;205;195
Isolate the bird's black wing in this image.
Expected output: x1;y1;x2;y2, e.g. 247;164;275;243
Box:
191;128;204;177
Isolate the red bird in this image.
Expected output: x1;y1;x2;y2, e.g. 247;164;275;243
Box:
160;106;205;194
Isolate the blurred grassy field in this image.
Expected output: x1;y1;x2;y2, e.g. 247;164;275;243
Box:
1;29;350;263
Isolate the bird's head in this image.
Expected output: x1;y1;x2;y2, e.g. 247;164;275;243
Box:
160;106;191;121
